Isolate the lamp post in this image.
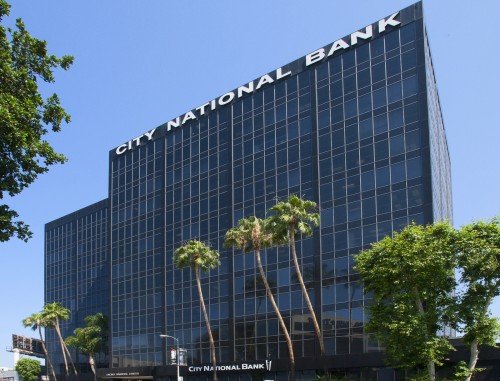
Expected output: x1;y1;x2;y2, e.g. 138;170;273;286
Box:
160;334;179;381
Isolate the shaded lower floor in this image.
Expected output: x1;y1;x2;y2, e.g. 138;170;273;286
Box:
91;344;500;381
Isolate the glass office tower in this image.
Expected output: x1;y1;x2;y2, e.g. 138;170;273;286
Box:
45;199;109;374
46;2;453;379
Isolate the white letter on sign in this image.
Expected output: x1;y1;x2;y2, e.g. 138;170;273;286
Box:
379;12;400;33
306;48;325;66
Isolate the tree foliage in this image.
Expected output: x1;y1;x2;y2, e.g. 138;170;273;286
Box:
0;0;73;242
451;217;500;381
354;222;456;380
174;239;220;273
66;313;108;381
268;195;319;242
15;358;41;381
355;218;500;380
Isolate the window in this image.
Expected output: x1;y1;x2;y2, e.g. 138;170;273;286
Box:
403;75;418;97
372;87;387;109
387;81;402;103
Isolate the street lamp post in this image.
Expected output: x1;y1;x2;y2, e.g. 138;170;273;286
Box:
159;334;179;381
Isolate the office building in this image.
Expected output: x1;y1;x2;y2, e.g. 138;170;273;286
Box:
45;2;473;379
45;200;109;373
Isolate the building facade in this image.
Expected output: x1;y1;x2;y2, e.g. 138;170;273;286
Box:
45;2;465;380
45;200;109;374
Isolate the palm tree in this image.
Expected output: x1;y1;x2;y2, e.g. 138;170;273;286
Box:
174;240;220;381
42;302;78;378
224;216;296;381
268;195;326;366
65;313;108;381
22;312;57;381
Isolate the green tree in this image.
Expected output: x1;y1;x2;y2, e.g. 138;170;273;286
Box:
452;217;500;381
0;0;73;242
268;196;325;363
42;302;78;378
354;222;457;381
22;312;57;381
224;216;297;381
174;240;220;381
65;313;108;381
15;358;41;381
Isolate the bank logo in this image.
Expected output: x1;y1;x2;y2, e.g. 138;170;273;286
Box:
265;359;272;371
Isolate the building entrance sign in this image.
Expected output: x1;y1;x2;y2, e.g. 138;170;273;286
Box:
187;360;272;374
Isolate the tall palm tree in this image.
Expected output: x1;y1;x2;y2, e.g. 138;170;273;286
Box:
224;216;297;381
42;302;78;378
66;313;108;381
268;195;326;364
22;312;57;381
174;240;220;381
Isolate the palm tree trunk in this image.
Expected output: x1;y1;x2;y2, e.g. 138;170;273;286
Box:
54;319;70;376
195;264;218;381
66;345;79;378
255;248;295;381
38;325;57;381
55;318;79;379
61;334;78;378
289;228;326;368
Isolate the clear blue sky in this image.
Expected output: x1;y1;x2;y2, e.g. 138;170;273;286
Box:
2;0;499;369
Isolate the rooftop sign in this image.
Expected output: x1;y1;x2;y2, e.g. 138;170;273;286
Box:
115;12;400;156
